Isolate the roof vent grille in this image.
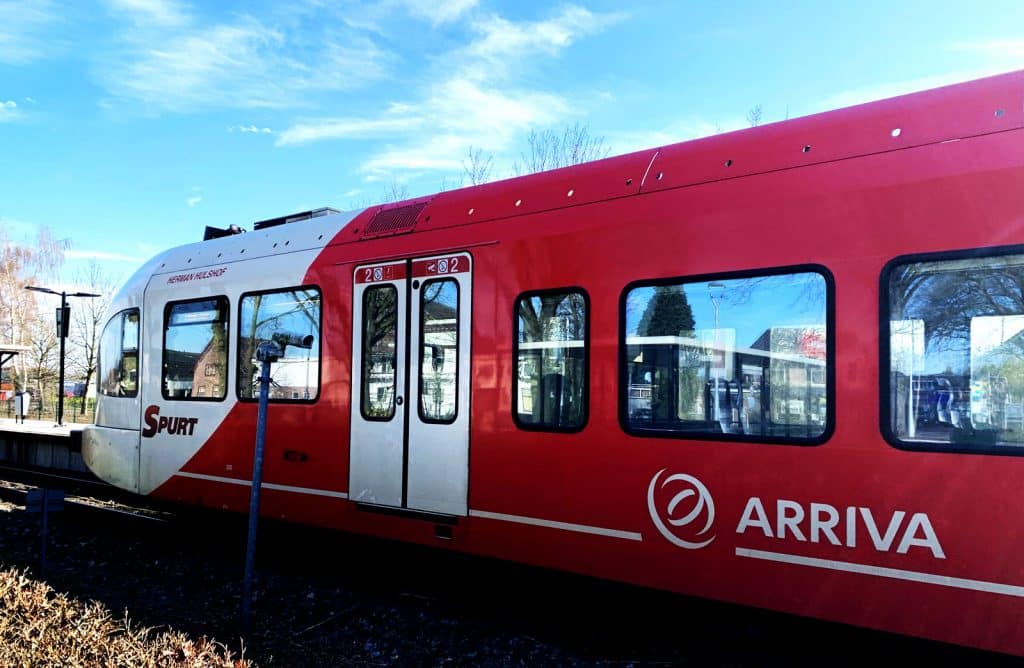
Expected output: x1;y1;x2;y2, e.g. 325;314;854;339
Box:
362;202;427;238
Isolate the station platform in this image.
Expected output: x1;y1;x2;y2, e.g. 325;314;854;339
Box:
0;418;89;472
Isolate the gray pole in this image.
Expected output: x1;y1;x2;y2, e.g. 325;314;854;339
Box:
241;340;281;632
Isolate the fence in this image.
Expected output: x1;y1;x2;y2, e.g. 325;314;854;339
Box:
5;397;95;424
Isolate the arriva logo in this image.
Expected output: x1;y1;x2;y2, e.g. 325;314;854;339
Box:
647;469;716;549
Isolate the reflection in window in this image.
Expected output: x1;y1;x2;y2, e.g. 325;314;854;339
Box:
163;298;228;400
362;285;397;420
99;309;139;398
888;252;1024;449
515;290;587;429
623;271;828;441
238;288;321;401
420;279;459;423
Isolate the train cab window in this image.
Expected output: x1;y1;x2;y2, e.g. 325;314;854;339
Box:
622;268;831;443
162;297;229;401
419;279;460;423
237;287;321;402
99;309;139;398
362;285;398;420
514;289;588;431
884;249;1024;454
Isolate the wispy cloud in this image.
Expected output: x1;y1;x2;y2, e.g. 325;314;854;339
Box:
106;0;188;27
951;39;1024;59
0;100;19;123
65;248;149;264
609;116;749;154
229;125;273;134
279;5;624;180
394;0;477;25
817;63;1022;112
0;0;62;64
97;5;392;112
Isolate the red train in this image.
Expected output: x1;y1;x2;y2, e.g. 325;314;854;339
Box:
84;71;1024;655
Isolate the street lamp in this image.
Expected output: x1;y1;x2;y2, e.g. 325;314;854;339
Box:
26;286;100;426
707;281;726;426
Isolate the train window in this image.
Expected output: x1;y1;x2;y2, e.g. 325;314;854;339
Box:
98;309;139;398
237;287;321;402
362;285;398;420
621;267;832;443
162;297;229;401
514;289;588;431
884;249;1024;454
419;279;459;423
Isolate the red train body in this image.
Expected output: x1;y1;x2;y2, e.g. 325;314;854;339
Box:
84;71;1024;654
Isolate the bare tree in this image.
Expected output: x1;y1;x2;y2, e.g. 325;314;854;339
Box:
381;179;410;203
0;224;67;390
746;104;763;127
67;260;117;401
462;146;494;185
24;312;59;413
513;122;610;175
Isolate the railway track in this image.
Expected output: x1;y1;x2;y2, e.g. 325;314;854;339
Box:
0;465;1016;665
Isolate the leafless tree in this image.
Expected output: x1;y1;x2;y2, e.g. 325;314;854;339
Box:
462;146;494;185
67;260;118;399
381;179;410;203
24;313;59;412
747;104;763;127
0;224;67;390
513;122;610;175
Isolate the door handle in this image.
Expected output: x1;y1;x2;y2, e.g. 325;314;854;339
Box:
396;396;404;406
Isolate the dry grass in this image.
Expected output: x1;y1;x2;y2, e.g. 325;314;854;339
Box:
0;567;251;667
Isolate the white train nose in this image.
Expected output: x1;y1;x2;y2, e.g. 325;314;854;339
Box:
82;425;140;493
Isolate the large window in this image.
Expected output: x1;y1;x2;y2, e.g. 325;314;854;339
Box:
362;285;398;420
238;287;321;402
420;279;460;423
514;289;588;431
163;297;228;400
99;309;139;398
885;249;1024;453
622;268;831;443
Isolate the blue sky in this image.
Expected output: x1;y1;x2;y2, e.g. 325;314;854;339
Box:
1;0;1023;287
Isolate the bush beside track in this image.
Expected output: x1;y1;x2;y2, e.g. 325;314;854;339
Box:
0;568;248;667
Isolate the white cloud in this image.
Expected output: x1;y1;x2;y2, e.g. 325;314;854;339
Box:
186;195;202;207
0;0;62;64
609;116;748;154
398;0;477;25
0;100;18;123
952;39;1024;59
106;0;188;27
279;4;622;180
98;11;392;112
230;125;273;134
64;249;144;264
468;6;623;66
277;116;423;146
817;66;1021;112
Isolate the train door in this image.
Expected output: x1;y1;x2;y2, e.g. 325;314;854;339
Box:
349;252;472;516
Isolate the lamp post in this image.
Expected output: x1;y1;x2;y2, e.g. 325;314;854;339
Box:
707;282;726;425
26;286;100;426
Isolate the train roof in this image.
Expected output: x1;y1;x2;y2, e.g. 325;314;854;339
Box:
147;69;1023;279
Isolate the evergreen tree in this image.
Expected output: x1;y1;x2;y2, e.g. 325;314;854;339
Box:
637;286;695;336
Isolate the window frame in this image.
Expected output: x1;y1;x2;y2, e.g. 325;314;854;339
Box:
880;244;1024;457
161;295;230;402
418;277;461;425
235;285;323;404
360;283;399;422
618;264;835;446
512;286;590;433
98;308;140;398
